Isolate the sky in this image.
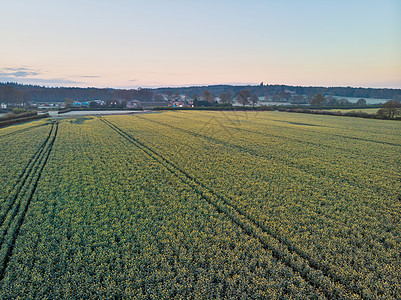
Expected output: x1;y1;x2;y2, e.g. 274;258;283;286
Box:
0;0;400;89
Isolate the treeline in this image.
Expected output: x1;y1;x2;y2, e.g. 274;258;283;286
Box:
152;84;401;100
1;82;400;104
0;85;28;106
0;83;155;103
157;100;401;120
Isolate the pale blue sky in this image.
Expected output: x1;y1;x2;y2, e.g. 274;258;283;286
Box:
0;0;400;88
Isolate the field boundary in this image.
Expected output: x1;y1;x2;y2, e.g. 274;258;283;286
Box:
0;114;49;129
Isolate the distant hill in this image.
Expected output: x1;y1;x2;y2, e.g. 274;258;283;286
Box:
150;84;401;100
1;82;400;103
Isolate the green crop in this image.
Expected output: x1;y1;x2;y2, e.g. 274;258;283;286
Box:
0;112;399;299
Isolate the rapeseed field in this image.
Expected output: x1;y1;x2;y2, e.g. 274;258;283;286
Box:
0;111;399;299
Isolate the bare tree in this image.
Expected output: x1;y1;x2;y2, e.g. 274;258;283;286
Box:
357;98;367;106
236;90;251;106
173;93;181;101
377;100;401;119
219;92;233;104
0;86;25;106
65;98;73;107
251;94;259;107
154;94;165;102
165;91;174;102
278;91;291;102
310;93;326;106
202;90;214;103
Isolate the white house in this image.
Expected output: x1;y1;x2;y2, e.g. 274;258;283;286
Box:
126;100;141;108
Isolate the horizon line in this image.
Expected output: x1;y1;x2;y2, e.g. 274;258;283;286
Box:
1;80;401;91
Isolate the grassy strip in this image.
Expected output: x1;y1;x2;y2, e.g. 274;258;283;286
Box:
0;112;37;121
58;107;143;114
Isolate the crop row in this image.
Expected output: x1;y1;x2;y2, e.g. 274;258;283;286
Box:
0;113;399;298
0;121;53;206
0;121;58;281
1;117;325;298
108;112;400;298
165;111;401;185
134;112;401;223
99;117;359;299
133;111;400;226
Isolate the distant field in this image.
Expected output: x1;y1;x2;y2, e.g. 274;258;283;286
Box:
0;111;400;298
323;108;380;114
331;96;388;105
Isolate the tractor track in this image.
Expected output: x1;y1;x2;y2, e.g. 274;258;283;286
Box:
99;117;363;300
192;111;401;147
0;124;54;223
0;122;58;281
134;115;400;225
